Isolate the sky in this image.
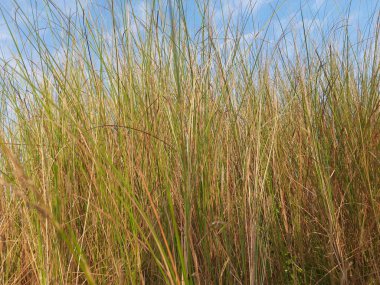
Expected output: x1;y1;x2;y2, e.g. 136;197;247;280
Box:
0;0;379;64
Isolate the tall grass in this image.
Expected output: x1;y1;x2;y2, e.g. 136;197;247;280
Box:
0;0;379;284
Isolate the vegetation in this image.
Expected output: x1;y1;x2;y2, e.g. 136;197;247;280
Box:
0;0;379;284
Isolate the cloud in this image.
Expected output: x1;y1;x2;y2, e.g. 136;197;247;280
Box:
0;22;12;61
215;0;273;23
0;25;11;41
312;0;325;11
49;0;90;16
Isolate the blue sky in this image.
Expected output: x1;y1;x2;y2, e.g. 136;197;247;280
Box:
0;0;379;63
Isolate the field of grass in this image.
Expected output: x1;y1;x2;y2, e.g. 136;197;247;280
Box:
0;0;379;284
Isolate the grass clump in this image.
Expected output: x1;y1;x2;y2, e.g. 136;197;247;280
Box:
0;0;379;284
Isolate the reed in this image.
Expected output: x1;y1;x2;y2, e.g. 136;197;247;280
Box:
0;0;379;284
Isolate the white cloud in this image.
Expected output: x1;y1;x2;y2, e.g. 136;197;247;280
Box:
50;0;90;16
313;0;325;10
0;22;12;61
215;0;272;22
0;28;10;41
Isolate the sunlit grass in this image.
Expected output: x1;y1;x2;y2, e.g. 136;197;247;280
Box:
0;0;379;284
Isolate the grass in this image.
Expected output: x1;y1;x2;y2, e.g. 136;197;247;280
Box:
0;0;379;284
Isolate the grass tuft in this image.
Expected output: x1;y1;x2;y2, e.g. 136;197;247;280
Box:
0;0;379;284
